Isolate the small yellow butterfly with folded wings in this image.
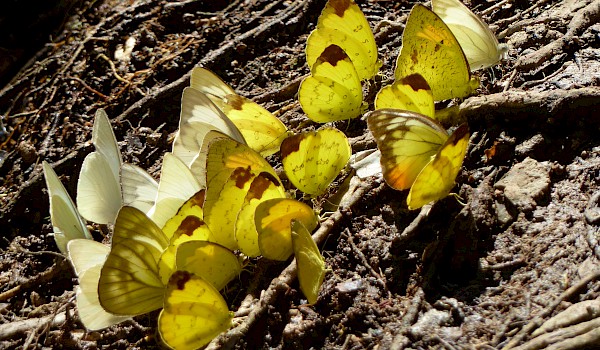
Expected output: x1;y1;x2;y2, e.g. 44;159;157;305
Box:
395;4;480;101
299;44;364;123
306;0;380;81
280;127;351;197
367;109;470;210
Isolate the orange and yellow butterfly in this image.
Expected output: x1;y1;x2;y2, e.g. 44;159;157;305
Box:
367;109;470;210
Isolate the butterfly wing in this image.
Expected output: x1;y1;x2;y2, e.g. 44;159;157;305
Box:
306;0;380;81
255;198;318;261
121;163;158;215
147;153;202;229
42;162;92;254
291;219;326;305
67;239;131;330
299;45;363;123
407;124;470;209
432;0;506;71
280;127;351;196
158;271;233;350
395;4;479;101
366;109;449;190
98;207;169;315
375;74;435;119
191;68;289;157
76;110;123;225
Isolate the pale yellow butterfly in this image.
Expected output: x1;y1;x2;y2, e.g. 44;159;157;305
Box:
190;67;289;156
432;0;507;71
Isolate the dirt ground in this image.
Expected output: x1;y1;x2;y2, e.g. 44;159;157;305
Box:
1;0;600;349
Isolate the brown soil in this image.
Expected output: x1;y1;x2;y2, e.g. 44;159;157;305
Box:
1;0;599;349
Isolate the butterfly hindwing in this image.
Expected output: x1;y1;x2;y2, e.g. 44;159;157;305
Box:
367;109;449;191
407;124;470;210
280;127;351;196
256;198;318;261
291;220;326;305
432;0;506;71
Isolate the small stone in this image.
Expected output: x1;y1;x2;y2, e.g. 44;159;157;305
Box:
494;157;551;212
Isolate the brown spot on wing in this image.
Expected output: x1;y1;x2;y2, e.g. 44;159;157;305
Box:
281;134;303;158
317;45;348;67
329;0;351;17
227;94;245;110
247;172;281;200
400;74;430;92
449;124;469;146
231;166;254;189
176;215;205;237
188;190;206;208
169;270;192;290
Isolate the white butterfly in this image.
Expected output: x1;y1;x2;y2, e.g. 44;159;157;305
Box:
432;0;507;71
42;162;92;254
172;87;246;187
76;109;158;224
67;239;131;330
147;153;202;229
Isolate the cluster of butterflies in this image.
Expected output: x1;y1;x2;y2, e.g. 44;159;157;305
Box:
42;67;352;349
42;0;506;348
299;0;506;209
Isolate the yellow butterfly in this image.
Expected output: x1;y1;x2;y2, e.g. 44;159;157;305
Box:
174;240;241;291
255;198;318;261
291;220;326;305
306;0;380;81
42;162;92;254
67;239;131;330
190;67;289;156
204;137;285;251
280;127;351;196
375;73;435;119
299;44;364;123
158;271;233;350
367;109;470;210
98;206;169;315
432;0;507;71
394;4;479;101
76;109;158;225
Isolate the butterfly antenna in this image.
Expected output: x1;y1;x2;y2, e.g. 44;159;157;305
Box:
450;192;466;206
